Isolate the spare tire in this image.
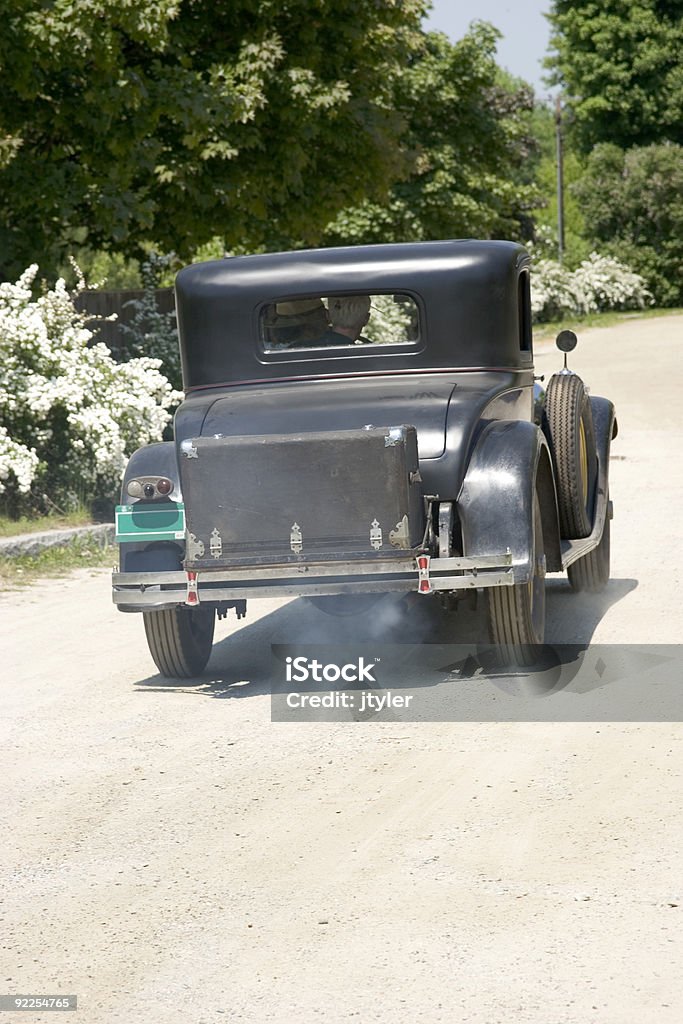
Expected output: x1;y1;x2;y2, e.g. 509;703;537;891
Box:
544;373;597;539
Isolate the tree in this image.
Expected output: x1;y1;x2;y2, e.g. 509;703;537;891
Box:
573;142;683;305
0;0;426;279
527;101;591;266
322;24;539;247
546;0;683;152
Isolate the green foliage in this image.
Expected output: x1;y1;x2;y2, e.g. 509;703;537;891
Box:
58;250;142;290
322;25;539;246
546;0;683;152
192;237;231;263
0;0;426;279
362;295;414;345
120;252;181;389
546;3;683;295
573;143;683;305
527;103;591;267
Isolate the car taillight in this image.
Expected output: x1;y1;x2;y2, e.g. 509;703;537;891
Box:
126;477;175;500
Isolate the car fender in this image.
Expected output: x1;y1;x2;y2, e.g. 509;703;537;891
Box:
589;394;617;453
457;420;562;582
119;442;183;577
586;393;617;521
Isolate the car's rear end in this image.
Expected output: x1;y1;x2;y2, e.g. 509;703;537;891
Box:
112;420;514;611
112;241;534;674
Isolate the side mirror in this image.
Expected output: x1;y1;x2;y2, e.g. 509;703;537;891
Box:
556;329;578;371
556;330;578;353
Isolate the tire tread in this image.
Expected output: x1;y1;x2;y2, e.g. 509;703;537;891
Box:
545;374;595;539
487;492;545;666
143;607;215;678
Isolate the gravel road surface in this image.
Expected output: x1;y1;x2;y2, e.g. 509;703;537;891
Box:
2;315;682;1023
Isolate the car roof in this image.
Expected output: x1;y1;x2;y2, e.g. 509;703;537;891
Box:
175;239;532;389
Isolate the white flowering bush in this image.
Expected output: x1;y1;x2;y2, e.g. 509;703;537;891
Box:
0;265;182;509
572;253;653;313
530;260;578;322
0;425;39;494
531;253;652;323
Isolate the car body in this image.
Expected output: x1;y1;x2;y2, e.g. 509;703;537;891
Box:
112;240;616;673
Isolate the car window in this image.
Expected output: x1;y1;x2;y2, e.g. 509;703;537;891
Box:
260;293;420;352
518;271;532;352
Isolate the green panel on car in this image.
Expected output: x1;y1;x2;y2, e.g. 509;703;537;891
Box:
115;503;185;543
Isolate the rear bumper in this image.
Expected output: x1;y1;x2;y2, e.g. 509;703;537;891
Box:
112;552;514;609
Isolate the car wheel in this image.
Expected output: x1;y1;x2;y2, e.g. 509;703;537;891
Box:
486;490;546;665
544;373;597;538
143;606;215;678
568;505;611;593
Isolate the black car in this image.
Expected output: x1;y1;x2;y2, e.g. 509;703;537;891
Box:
112;240;616;676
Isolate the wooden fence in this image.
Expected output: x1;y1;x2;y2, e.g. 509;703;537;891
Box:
75;288;175;357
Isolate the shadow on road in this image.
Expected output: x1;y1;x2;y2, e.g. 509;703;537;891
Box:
545;577;638;644
134;577;638;702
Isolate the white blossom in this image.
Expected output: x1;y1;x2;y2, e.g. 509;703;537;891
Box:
531;253;652;322
0;426;38;494
0;266;182;500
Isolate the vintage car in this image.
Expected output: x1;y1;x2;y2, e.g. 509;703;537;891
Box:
112;240;616;676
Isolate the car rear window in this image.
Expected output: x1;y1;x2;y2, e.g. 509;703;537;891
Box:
260;293;420;353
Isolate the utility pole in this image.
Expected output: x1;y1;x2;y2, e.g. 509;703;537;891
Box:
555;96;565;263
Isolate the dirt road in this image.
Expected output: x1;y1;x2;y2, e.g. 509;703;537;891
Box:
2;315;682;1023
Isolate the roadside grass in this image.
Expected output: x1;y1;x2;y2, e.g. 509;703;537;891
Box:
533;306;683;343
0;510;94;537
0;534;115;587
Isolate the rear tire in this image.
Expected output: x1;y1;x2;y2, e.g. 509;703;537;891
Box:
568;508;611;593
487;491;546;665
545;373;597;539
143;606;215;678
